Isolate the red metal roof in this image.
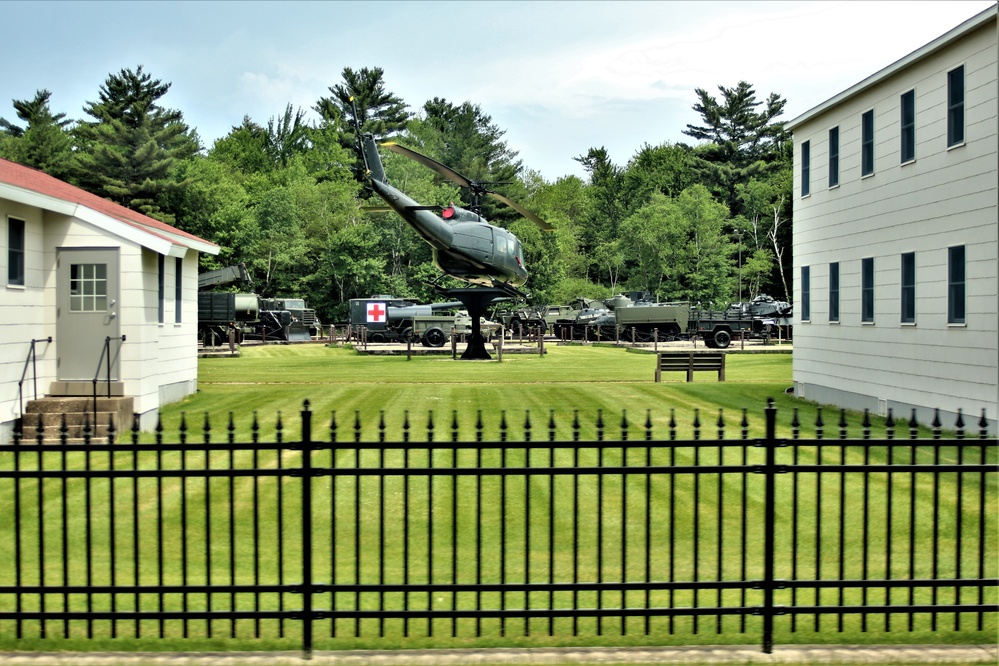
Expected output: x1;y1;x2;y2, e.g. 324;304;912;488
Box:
0;157;218;251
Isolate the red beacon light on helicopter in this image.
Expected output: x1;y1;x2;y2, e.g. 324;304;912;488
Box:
441;204;456;220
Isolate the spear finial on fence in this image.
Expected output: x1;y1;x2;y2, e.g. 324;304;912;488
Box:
452;410;459;443
955;409;964;440
862;409;871;440
669;409;677;441
524;410;532;442
885;409;895;440
838;409;848;440
379;410;387;443
330;411;337;443
908;409;918;440
791;408;800;440
203;412;211;445
427;410;435;443
717;409;724;440
549;410;557;442
645;409;653;441
621;409;628;442
814;407;824;440
932;409;942;440
693;408;701;441
979;409;989;439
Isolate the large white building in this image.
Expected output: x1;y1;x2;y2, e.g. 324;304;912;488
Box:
787;6;997;434
1;158;219;442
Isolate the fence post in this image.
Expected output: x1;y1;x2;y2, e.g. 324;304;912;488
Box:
761;397;778;653
300;401;314;658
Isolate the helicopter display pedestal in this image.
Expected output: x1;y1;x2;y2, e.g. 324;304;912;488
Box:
439;287;511;360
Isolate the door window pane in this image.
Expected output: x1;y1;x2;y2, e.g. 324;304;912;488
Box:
70;263;108;312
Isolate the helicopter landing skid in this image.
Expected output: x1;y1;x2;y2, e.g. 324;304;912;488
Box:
435;287;511;360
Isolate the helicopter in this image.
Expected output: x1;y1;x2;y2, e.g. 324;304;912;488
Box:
350;99;551;359
351;100;551;293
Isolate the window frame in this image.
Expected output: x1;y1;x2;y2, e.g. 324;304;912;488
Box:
861;257;875;323
861;110;874;176
948;245;966;324
900;252;915;324
801;140;811;197
900;90;915;163
7;216;25;287
828;126;840;188
801;266;811;322
947;65;965;148
828;262;840;323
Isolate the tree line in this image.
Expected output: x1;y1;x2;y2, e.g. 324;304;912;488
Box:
0;65;792;323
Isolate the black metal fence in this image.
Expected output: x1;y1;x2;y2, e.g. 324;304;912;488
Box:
1;401;995;657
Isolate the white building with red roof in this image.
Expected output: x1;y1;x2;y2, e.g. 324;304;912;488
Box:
1;157;219;441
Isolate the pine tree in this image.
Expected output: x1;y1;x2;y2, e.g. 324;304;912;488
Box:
72;65;200;221
0;89;75;180
682;81;788;216
315;66;410;146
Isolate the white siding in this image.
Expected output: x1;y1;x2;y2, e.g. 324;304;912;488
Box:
791;17;998;430
1;199;204;440
1;202;51;428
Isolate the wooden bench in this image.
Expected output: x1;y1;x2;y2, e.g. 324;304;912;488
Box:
655;351;726;382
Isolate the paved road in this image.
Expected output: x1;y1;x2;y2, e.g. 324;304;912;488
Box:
0;645;995;665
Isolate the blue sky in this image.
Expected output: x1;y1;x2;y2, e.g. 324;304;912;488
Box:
3;1;994;180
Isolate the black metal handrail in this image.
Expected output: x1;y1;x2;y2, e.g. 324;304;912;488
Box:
92;335;125;429
15;337;52;435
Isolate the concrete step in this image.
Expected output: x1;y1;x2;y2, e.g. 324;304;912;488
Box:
20;396;135;444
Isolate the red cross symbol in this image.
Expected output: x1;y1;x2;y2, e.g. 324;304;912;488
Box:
367;302;386;323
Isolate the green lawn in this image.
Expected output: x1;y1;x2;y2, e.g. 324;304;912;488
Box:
162;345;799;442
1;344;995;653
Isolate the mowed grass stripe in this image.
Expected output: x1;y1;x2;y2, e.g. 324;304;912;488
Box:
1;344;994;652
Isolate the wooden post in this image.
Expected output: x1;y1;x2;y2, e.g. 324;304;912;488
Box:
654;328;659;352
498;326;504;363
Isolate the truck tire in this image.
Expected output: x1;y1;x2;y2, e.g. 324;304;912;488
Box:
370;332;387;343
423;327;447;348
713;329;732;349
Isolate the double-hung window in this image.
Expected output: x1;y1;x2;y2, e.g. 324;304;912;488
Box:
948;245;965;324
174;257;183;324
828;127;840;187
900;90;915;162
861;257;875;323
828;262;839;322
801;140;810;197
901;252;915;323
801;266;811;321
861;110;874;176
158;254;165;324
7;217;25;286
947;65;964;147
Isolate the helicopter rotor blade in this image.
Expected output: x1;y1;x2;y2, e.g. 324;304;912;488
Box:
487;192;554;231
381;142;472;188
382;141;553;231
